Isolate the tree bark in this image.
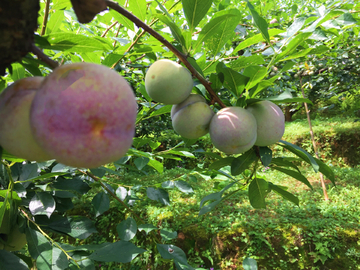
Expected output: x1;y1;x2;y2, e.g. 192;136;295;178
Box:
0;0;40;76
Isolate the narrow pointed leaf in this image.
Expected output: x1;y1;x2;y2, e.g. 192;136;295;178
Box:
128;0;147;22
272;166;312;189
247;1;269;43
182;0;213;31
157;14;186;47
231;149;257;176
244;66;268;90
278;140;319;172
269;182;299;206
314;158;335;186
234;29;284;52
248;178;268;209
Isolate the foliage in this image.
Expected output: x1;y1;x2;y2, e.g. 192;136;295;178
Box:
0;0;359;269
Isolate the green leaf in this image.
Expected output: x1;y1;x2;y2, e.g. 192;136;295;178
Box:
269;182;299;206
150;105;172;117
182;0;213;32
46;10;65;35
229;55;266;71
10;63;25;81
216;63;248;97
36;247;68;270
128;0;147;22
243;257;258;270
29;192;55;218
89;241;146;263
0;250;29;270
278;140;319;172
209;157;235;170
231;149;258;176
117;217;137;241
247;1;269;43
270;157;301;173
116;187;127;201
275;32;312;62
160;229;177;241
285;17;306;37
264;90;313;105
67;216;97;239
314;158;335;186
41;33;112;52
335;13;357;26
271;166;312;189
146;188;170;205
244;66;268;90
174;180;194;194
248;178;268;209
157;244;189;266
26;228;52;259
19;163;39;181
109;9;134;31
138;224;157;235
92;192;110;217
194;9;241;55
52;177;91;195
259;147;272;167
157;14;186;48
134;157;150;170
279;48;313;62
233;29;284;52
147;158;164;173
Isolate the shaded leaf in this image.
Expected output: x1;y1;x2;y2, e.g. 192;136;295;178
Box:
92;192;110;217
36;247;68;270
248;178;268;209
259;147;272;167
0;250;28;270
146;188;170;205
174;180;194;194
231;149;257;176
269;182;299;206
89;241;146;263
272;166;312;189
243;257;258;270
138;224;157;235
117;217;137;241
160;229;177;241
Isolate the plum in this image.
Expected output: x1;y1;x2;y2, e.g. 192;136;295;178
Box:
0;77;52;161
171;94;214;139
246;100;285;146
209;107;257;154
30;62;137;168
145;59;193;104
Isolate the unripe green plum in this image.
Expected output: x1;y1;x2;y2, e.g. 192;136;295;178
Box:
0;77;52;161
145;59;193;104
209;107;257;154
0;224;27;251
30;62;137;168
246;100;285;146
171;94;214;139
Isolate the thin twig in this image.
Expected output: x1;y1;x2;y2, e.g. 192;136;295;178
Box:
299;76;329;201
20;209;80;268
101;21;118;37
31;44;60;70
105;0;226;108
113;24;122;47
40;0;51;36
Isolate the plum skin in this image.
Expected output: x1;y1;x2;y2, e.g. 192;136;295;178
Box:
209;107;257;154
246;100;285;146
0;77;52;161
145;59;193;105
30;62;137;168
171;94;214;139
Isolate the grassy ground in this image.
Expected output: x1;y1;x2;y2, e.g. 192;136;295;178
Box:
65;116;360;269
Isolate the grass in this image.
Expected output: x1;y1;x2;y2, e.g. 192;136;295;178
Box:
65;115;360;269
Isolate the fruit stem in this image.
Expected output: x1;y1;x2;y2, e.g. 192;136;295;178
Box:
105;0;226;108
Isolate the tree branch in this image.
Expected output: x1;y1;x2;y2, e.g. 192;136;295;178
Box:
101;21;118;37
105;0;226;108
40;0;51;36
30;44;59;70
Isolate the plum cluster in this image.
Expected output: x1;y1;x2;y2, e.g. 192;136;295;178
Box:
145;59;285;154
0;63;138;168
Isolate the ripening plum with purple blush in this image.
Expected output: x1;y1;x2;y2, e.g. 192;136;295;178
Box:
0;77;52;161
246;100;285;146
30;62;137;168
